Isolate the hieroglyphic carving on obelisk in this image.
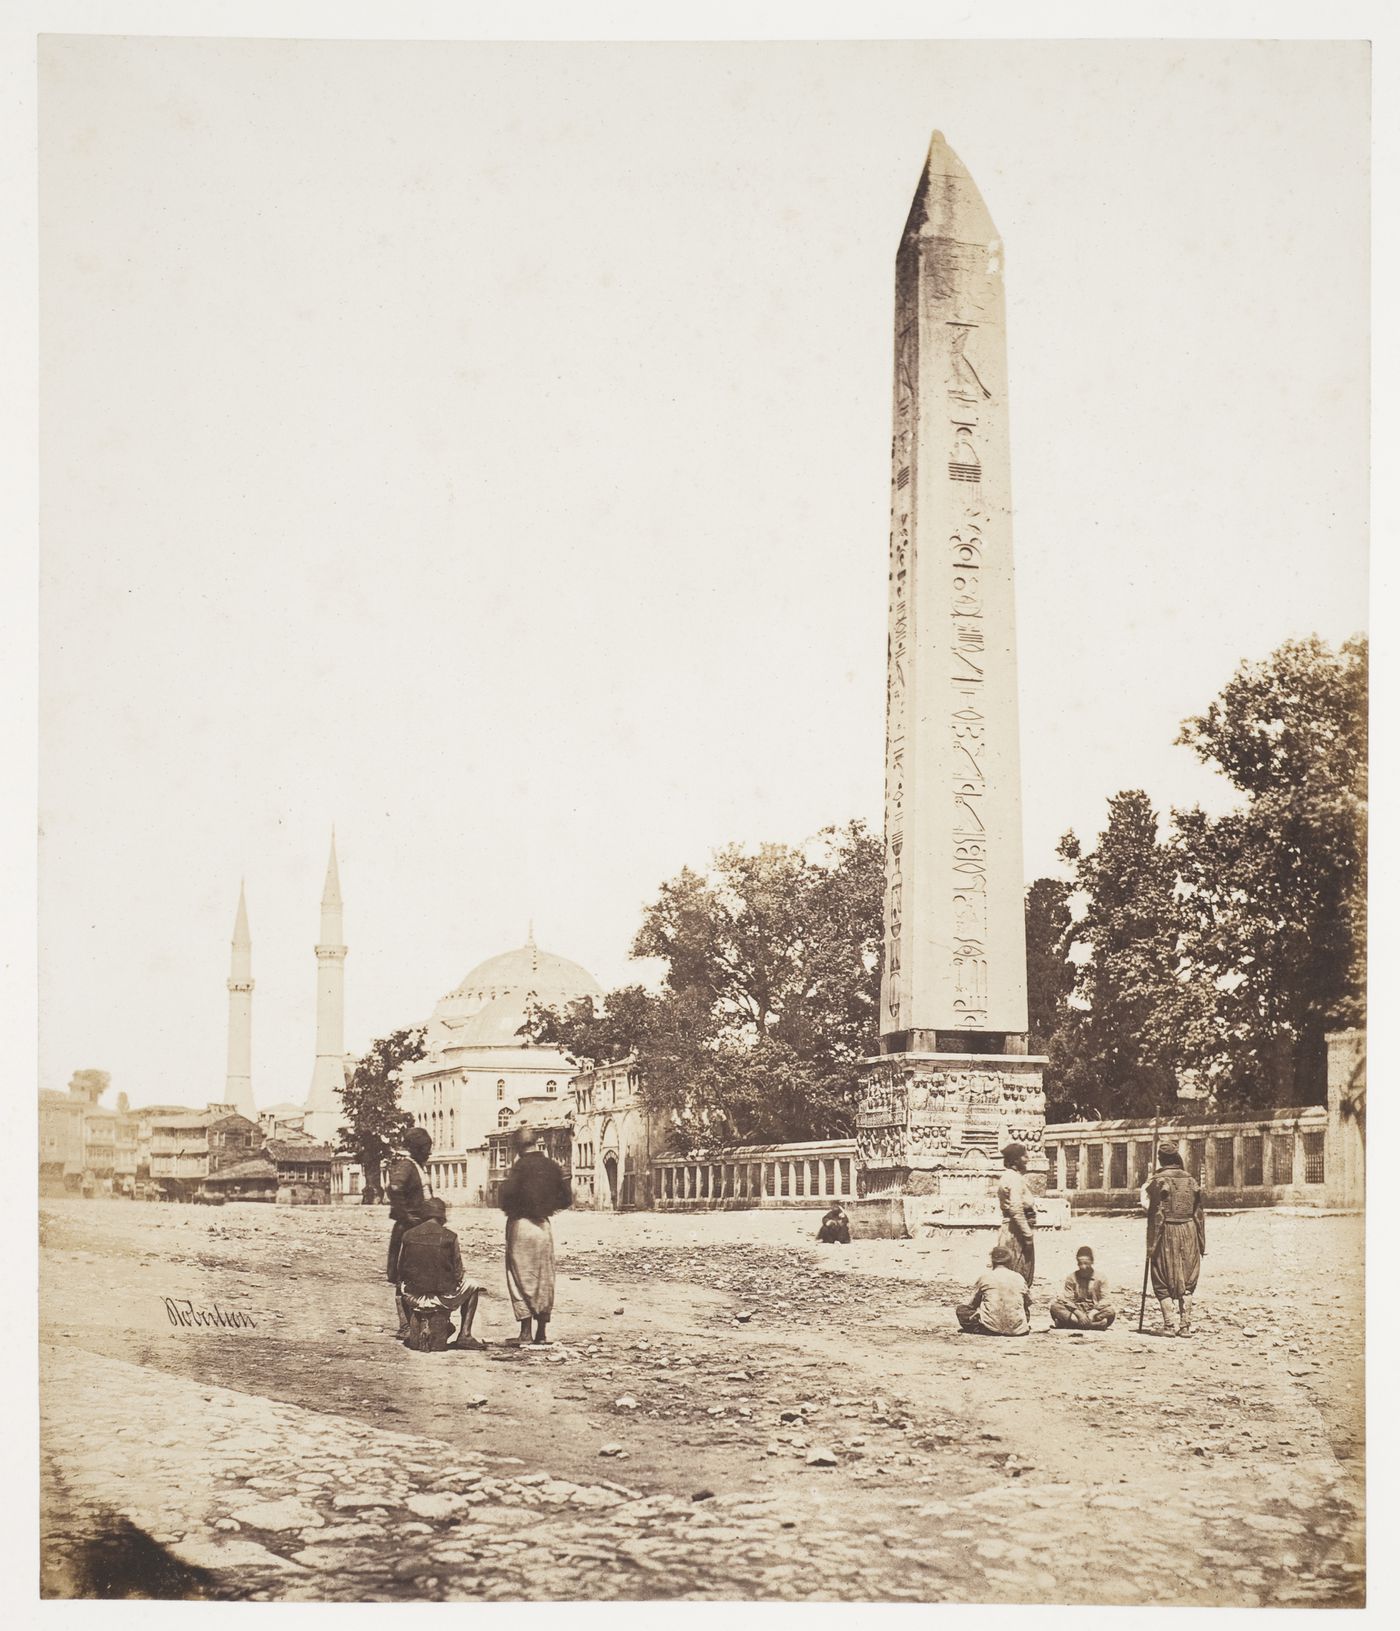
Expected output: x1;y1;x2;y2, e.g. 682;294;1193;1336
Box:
879;131;1029;1050
854;133;1059;1234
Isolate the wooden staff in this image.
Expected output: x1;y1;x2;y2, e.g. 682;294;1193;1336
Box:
1136;1105;1162;1333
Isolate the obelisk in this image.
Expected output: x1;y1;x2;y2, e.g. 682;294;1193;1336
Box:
224;881;256;1120
303;830;348;1144
855;133;1049;1236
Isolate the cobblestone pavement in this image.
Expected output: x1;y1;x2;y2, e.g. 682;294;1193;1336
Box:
39;1201;1364;1604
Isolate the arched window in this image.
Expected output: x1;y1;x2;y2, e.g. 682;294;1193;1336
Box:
497;1081;505;1100
547;1079;557;1094
449;1107;455;1143
498;1107;512;1128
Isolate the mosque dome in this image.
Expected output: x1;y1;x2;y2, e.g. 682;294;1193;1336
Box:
427;937;603;1049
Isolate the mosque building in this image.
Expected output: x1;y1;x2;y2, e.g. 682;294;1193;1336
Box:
211;829;605;1204
400;932;603;1204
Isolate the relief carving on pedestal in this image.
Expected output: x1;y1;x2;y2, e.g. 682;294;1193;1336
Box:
907;1122;953;1159
907;1075;952;1115
858;1065;908;1128
857;1124;908;1169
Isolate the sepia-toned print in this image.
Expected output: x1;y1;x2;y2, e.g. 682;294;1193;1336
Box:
37;35;1366;1607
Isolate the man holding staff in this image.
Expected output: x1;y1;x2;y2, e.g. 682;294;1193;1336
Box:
1141;1141;1207;1336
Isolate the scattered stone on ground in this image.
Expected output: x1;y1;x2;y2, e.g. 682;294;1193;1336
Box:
40;1201;1363;1604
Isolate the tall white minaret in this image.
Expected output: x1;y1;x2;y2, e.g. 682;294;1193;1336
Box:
304;830;348;1141
224;882;256;1120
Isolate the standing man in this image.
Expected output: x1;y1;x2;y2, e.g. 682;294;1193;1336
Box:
499;1126;572;1346
386;1126;433;1341
996;1142;1037;1287
1143;1142;1206;1336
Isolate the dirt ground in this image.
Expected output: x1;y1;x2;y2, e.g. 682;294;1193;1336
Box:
38;1198;1364;1604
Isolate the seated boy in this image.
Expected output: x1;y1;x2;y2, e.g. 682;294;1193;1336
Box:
816;1203;851;1245
1049;1245;1116;1329
955;1243;1032;1335
397;1198;485;1352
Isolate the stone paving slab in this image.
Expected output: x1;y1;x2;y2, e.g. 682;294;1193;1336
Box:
41;1341;1361;1604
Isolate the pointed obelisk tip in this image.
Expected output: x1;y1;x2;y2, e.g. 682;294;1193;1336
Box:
922;127;972;179
905;128;996;245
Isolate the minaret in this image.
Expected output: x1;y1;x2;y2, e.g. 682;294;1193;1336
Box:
855;134;1049;1232
304;830;348;1141
224;882;256;1120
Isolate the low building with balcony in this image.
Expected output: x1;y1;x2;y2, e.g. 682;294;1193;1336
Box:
148;1109;261;1200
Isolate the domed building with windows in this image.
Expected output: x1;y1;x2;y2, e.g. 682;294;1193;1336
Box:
400;931;602;1204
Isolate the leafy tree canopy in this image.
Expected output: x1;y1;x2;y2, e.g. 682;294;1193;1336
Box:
336;1026;424;1189
1172;635;1366;1106
1041;635;1366;1117
529;821;883;1151
1046;792;1184;1121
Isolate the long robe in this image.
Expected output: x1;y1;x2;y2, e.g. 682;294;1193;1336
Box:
499;1151;572;1322
1146;1167;1206;1298
996;1167;1037;1286
505;1217;556;1321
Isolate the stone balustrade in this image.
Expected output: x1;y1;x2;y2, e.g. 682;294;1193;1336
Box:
652;1139;858;1211
1043;1105;1334;1211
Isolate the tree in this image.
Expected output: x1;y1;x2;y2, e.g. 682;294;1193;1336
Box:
1172;635;1366;1106
522;984;657;1067
1023;877;1074;1056
336;1027;424;1196
530;820;884;1150
1049;794;1184;1121
775;821;885;1070
632;821;882;1058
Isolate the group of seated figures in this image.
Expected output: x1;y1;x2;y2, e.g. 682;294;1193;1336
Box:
815;1139;1207;1340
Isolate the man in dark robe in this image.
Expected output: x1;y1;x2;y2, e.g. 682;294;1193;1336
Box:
816;1204;851;1244
499;1127;572;1345
397;1198;484;1351
386;1126;433;1340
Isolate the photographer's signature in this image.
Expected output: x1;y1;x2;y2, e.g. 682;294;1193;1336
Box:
162;1296;256;1329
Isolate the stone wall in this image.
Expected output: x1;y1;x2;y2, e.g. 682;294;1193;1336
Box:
653;1140;858;1211
1044;1107;1332;1212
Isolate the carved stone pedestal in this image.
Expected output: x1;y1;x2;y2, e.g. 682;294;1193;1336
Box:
850;1050;1067;1239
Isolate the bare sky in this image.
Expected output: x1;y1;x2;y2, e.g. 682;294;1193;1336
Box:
38;37;1368;1110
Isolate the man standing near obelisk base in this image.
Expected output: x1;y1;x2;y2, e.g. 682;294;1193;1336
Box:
851;133;1062;1241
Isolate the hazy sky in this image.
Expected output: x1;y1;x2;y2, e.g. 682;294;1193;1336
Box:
38;37;1369;1110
